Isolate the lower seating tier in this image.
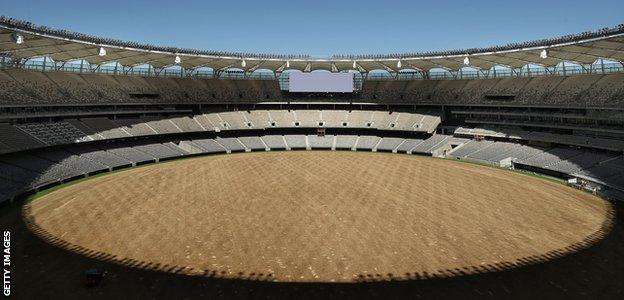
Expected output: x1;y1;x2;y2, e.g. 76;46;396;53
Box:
1;133;622;205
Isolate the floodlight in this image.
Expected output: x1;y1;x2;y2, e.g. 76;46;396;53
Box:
463;57;470;65
10;33;24;44
540;49;548;59
241;59;247;67
174;55;181;64
397;60;402;68
98;47;106;57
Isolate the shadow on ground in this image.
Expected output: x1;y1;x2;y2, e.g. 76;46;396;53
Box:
2;199;623;299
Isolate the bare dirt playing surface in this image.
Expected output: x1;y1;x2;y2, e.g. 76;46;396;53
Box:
25;151;610;282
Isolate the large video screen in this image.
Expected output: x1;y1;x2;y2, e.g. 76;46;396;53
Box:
288;72;353;93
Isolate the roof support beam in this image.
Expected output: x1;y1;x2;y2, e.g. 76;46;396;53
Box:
10;48;84;61
102;51;153;65
90;64;102;73
352;61;367;73
53;60;66;71
129;56;169;67
275;62;287;72
0;40;25;47
63;51;106;61
375;61;395;73
215;63;236;78
406;64;424;73
247;60;266;73
216;63;236;72
573;44;624;55
186;58;222;70
547;50;603;64
489;53;545;68
471;57;516;70
0;36;51;47
1;42;79;54
546;53;591;68
417;58;454;72
466;56;525;77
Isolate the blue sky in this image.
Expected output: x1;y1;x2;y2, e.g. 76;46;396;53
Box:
2;0;623;57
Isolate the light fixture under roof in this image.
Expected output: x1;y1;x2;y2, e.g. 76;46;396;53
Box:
286;60;290;68
397;60;402;68
98;47;106;57
540;49;548;59
10;33;24;44
352;61;357;69
241;59;247;68
174;55;181;64
463;56;470;65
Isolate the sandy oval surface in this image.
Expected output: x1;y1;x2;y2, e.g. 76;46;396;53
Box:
26;151;611;282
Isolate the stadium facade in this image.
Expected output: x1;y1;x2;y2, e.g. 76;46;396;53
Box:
0;16;623;205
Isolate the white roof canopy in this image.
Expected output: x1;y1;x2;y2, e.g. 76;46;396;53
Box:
1;17;623;73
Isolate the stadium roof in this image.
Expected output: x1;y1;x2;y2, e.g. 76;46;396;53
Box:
1;16;623;73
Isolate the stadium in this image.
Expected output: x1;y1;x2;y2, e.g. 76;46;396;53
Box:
0;9;623;299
